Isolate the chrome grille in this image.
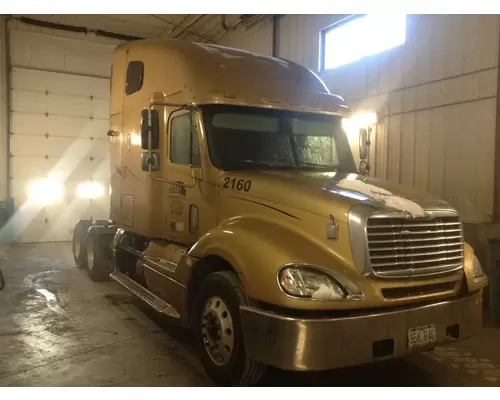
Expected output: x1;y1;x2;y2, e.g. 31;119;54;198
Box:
366;214;464;278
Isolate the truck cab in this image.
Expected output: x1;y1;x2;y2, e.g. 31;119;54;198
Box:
72;39;488;386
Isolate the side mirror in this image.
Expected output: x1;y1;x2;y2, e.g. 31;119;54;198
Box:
359;128;369;160
0;268;5;290
359;160;370;176
141;109;160;150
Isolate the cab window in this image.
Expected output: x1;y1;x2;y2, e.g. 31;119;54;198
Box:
170;113;201;166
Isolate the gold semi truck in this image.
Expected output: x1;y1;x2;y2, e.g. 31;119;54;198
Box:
72;39;488;386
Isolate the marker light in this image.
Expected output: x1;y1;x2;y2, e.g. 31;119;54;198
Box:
342;112;377;141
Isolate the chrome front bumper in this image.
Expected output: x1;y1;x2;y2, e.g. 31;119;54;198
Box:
240;292;483;371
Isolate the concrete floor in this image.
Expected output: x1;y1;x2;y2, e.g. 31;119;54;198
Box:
1;243;500;387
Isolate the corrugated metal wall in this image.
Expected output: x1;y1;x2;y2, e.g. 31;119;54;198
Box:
217;18;274;55
217;14;500;223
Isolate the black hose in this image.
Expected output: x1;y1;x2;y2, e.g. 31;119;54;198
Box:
0;269;4;290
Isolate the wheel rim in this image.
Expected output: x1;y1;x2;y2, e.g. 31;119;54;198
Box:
201;296;235;366
87;237;94;270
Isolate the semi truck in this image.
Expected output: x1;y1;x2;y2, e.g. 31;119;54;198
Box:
72;38;488;386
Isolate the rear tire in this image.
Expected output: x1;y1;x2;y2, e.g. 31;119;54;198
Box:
86;230;111;281
193;270;266;386
72;220;91;269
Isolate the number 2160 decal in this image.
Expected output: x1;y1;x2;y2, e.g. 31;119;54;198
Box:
222;177;252;192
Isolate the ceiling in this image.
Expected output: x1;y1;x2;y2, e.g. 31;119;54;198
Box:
10;14;270;43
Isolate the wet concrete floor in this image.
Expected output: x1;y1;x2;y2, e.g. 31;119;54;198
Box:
1;242;500;386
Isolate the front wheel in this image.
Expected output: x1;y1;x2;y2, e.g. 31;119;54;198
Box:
193;271;266;386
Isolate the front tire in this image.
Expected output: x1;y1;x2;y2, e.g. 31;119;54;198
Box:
193;271;266;386
72;220;91;269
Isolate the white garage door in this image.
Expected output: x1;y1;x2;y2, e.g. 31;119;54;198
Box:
8;30;115;243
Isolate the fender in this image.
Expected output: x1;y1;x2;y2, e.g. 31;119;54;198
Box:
188;214;357;308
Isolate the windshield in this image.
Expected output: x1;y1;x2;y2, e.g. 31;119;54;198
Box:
201;105;357;172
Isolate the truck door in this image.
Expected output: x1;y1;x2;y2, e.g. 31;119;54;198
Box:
163;109;203;245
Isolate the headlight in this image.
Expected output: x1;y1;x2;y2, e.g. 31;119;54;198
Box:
472;253;487;283
278;266;347;300
77;182;104;199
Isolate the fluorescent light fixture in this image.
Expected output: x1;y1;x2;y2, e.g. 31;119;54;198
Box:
27;177;64;204
77;182;105;199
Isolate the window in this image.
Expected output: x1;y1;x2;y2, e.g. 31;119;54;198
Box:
212;113;279;132
201;104;356;173
320;14;407;70
290;118;339;166
170;113;201;166
125;61;144;95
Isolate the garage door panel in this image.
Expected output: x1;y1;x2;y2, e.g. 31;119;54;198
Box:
45;201;99;241
11;135;88;158
11;91;109;120
11;157;61;181
10;30;114;78
11;177;110;211
12;67;110;99
12;208;54;243
11;154;110;182
9;29;114;243
9;200;101;243
11;113;110;138
11;134;108;159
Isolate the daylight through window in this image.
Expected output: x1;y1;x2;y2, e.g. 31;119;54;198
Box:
321;14;407;70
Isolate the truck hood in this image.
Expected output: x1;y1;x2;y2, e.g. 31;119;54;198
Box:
218;170;453;222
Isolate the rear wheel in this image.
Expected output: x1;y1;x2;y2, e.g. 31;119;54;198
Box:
86;230;111;281
193;270;266;386
72;220;91;269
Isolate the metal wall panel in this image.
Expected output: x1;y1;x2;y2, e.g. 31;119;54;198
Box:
6;29;113;243
217;14;500;223
0;17;8;203
9;29;114;78
278;15;347;71
217;17;273;56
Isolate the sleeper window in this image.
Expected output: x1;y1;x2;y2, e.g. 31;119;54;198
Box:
125;61;144;95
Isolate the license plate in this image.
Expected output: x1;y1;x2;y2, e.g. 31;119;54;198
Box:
408;324;436;350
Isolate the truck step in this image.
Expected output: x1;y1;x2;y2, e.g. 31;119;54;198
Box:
110;271;180;319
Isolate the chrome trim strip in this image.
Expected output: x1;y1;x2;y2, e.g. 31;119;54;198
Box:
375;263;464;278
367;228;462;237
371;255;463;267
367;235;463;244
370;248;463;259
143;256;178;273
